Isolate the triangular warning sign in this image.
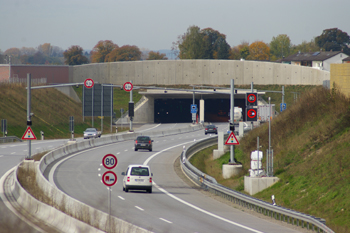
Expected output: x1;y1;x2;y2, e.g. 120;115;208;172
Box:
225;132;239;145
22;126;37;140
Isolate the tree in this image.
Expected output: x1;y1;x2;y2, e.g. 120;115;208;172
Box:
20;47;36;56
315;28;350;55
63;45;89;65
90;40;118;63
178;26;205;59
229;41;250;60
270;34;292;60
105;45;141;62
247;41;270;60
38;43;52;56
176;26;231;59
292;39;319;54
201;28;230;59
146;51;168;60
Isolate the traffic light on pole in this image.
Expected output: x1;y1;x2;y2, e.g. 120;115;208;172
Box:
229;122;235;132
129;102;134;117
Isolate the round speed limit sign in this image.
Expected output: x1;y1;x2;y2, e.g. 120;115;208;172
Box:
102;154;117;169
84;78;94;88
123;82;133;92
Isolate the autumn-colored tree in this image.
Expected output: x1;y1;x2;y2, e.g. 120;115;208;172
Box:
37;43;52;56
90;40;118;63
105;45;141;62
229;41;250;60
247;41;270;60
63;45;89;65
4;48;21;57
270;34;292;60
146;51;168;60
315;28;350;55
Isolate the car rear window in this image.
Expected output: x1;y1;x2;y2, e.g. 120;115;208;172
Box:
130;167;149;176
208;125;215;129
137;136;150;141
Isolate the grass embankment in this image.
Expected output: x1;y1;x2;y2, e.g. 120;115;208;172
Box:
0;84;142;139
191;85;350;233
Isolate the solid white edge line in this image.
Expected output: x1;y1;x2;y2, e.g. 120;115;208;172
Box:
143;141;264;233
0;167;45;233
137;123;161;132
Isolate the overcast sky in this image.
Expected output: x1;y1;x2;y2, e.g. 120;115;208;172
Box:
1;0;349;52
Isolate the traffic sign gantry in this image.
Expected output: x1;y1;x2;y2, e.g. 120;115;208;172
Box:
247;108;258;121
21;126;37;140
102;154;117;170
123;82;133;92
84;78;94;88
102;171;117;186
225;132;239;145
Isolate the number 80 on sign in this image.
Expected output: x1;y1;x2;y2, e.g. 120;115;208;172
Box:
102;154;117;169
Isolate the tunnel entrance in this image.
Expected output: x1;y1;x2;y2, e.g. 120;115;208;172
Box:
153;98;246;123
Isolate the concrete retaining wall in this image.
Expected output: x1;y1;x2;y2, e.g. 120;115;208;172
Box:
11;124;203;232
70;60;330;86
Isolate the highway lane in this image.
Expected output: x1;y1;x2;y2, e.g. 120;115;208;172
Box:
0;124;176;232
50;123;303;233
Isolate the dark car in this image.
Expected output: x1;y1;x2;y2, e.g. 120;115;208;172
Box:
134;136;153;151
205;125;218;135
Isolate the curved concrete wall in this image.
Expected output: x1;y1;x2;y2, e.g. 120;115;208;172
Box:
70;60;330;86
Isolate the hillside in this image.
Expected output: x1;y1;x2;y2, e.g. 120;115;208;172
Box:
0;83;141;139
191;85;350;233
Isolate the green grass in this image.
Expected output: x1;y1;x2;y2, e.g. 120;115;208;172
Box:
0;83;142;139
190;85;350;233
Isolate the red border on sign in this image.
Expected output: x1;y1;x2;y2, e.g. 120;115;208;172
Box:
123;82;133;92
84;78;94;88
102;171;117;186
225;132;239;145
21;126;37;140
247;93;256;103
247;109;257;118
102;154;117;169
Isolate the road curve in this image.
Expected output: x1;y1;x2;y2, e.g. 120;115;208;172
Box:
49;123;302;233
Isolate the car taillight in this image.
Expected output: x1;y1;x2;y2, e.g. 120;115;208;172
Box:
149;177;152;183
135;140;138;144
127;177;130;182
149;140;151;144
205;128;208;130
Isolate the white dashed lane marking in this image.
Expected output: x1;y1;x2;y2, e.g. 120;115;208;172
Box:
135;206;144;211
118;196;125;200
160;218;172;224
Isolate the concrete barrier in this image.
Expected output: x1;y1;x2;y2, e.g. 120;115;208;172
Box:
10;124;204;233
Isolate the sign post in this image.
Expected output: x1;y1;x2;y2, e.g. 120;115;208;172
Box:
101;153;118;232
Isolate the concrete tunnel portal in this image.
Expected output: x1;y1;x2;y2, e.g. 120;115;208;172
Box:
151;93;247;123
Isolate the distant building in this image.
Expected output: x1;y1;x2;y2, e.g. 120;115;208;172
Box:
343;56;350;63
0;64;69;84
281;51;348;71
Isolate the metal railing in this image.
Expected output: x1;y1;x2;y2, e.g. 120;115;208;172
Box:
181;137;334;233
0;136;22;144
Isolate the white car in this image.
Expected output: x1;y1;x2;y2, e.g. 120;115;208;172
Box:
122;165;153;193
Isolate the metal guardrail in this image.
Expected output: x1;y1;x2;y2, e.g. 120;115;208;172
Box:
181;137;334;233
0;136;22;143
